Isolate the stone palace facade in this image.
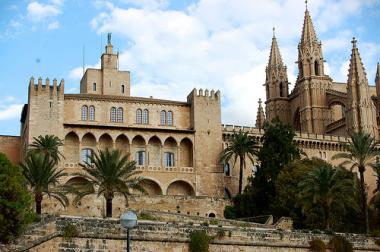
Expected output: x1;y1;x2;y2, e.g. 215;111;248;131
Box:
0;7;379;217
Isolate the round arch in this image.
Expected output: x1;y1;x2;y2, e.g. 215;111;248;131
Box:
166;180;195;196
139;178;163;196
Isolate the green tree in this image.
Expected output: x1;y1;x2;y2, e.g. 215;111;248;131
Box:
74;149;144;217
297;165;358;230
20;152;68;215
28;135;64;163
0;153;33;243
275;158;327;228
332;132;379;233
220;130;259;194
244;118;301;215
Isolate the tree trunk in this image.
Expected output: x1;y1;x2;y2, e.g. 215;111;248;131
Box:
238;155;244;195
359;167;369;234
106;198;113;218
35;193;42;215
324;205;330;231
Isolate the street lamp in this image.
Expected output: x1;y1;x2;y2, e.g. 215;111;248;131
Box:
120;211;138;252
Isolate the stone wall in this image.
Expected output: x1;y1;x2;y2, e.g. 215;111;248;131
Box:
0;135;21;164
4;216;380;252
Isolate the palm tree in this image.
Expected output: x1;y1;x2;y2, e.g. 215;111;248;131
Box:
28;135;64;163
74;148;145;217
332;132;379;233
20;152;68;214
297;165;357;230
220;130;259;194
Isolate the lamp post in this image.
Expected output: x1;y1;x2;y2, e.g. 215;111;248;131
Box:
120;211;138;252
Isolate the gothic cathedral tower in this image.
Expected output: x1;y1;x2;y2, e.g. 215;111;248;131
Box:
265;29;291;124
296;7;331;134
346;38;378;138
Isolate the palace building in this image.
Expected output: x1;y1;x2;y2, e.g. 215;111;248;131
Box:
0;6;379;217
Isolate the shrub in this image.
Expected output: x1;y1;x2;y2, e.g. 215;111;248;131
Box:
201;221;209;227
189;230;211;252
375;239;380;246
216;229;225;239
62;223;79;241
210;219;218;225
329;235;353;252
138;212;157;221
223;205;237;219
309;238;326;251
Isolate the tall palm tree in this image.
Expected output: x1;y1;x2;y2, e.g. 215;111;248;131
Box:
28;135;64;163
220;130;259;194
332;132;379;233
74;148;145;217
297;165;357;230
20;152;68;214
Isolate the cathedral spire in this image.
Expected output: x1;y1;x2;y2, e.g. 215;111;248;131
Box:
256;98;265;129
346;38;378;138
300;5;319;46
268;27;284;68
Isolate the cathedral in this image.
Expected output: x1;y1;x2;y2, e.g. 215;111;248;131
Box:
0;5;379;218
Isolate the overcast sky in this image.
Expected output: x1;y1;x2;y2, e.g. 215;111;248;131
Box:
0;0;379;136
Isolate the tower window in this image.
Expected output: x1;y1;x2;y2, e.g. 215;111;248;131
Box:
135;151;145;166
116;107;123;122
143;109;149;124
110;107;116;122
167;111;173;126
89;106;95;121
93;83;96;91
81;105;88;121
224;163;230;176
314;61;320;76
121;85;125;94
160;110;166;125
279;82;284;97
136;109;142;124
165;152;175;167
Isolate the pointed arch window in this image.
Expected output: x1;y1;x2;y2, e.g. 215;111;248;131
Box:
160;110;166;125
89;106;95;121
81;105;88;121
143;109;149;124
136;109;142;124
121;85;125;94
110;107;116;122
167;111;173;126
314;61;320;76
279;82;284;97
116;107;123;122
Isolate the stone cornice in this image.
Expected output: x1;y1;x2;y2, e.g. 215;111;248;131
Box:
64;94;189;106
64;123;195;133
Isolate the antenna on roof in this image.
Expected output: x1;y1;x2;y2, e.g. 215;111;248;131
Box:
82;45;85;75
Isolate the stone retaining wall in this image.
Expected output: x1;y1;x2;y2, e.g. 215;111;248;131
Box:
3;216;380;252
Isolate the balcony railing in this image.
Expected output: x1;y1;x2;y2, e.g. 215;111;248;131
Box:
136;166;194;173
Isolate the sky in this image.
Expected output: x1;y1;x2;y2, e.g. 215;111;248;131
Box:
0;0;380;136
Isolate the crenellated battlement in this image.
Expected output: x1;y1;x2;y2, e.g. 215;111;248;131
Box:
187;88;220;102
29;76;64;96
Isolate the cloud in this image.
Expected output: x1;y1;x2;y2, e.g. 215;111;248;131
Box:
69;62;101;81
27;1;61;22
78;0;379;126
47;21;60;30
121;0;168;10
0;104;23;121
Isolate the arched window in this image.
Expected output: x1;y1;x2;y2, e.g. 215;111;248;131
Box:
160;110;166;125
224;163;230;176
167;111;173;126
117;107;123;122
143;109;149;124
89;106;95;121
165;152;175;167
121;85;125;94
81;148;93;163
110;107;116;122
136;109;142;124
135;150;145;166
279;82;284;97
314;61;320;76
81;105;88;121
92;83;96;91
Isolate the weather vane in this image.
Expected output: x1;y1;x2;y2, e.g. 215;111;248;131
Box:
305;0;308;10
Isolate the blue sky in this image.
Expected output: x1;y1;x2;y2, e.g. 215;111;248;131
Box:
0;0;379;136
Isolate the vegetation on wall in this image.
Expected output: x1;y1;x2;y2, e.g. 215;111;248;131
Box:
308;238;326;252
329;235;353;252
